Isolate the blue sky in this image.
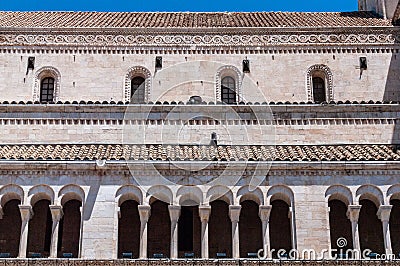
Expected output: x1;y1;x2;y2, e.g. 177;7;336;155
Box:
0;0;358;12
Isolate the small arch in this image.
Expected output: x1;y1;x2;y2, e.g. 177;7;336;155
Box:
237;186;263;205
146;185;173;205
0;184;24;207
206;185;234;205
306;64;333;102
176;186;203;206
28;185;55;206
356;185;384;207
215;65;242;103
58;185;85;206
124;66;151;102
325;185;353;206
116;185;143;206
267;185;294;206
387;184;400;203
33;66;61;102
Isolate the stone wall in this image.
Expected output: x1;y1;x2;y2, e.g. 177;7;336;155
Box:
0;51;397;103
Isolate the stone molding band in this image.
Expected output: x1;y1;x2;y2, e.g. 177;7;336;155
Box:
0;33;399;47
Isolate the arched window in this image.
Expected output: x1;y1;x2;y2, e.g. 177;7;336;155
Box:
124;66;151;102
312;77;326;103
40;77;55;103
131;77;146;103
306;64;333;103
221;76;237;104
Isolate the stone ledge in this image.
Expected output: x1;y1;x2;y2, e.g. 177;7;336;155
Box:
0;260;399;266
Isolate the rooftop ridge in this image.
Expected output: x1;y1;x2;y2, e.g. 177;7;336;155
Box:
0;11;391;28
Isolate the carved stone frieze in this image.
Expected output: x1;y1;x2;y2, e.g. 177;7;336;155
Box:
0;33;398;47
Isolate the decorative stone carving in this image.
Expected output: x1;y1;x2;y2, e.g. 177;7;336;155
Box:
377;205;392;222
138;205;151;222
215;65;242;102
33;66;61;102
229;205;241;222
258;205;272;221
124;66;152;102
306;64;333;102
0;33;398;47
347;204;361;222
199;205;211;222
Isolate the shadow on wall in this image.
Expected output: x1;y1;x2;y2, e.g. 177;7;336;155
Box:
386;36;400;146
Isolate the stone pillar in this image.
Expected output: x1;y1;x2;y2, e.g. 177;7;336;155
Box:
229;205;241;259
138;205;151;259
18;205;33;258
347;205;361;259
0;206;3;219
378;205;393;256
168;205;181;259
50;205;63;258
199;205;211;258
259;205;272;258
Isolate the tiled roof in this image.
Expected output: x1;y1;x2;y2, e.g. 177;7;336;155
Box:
0;11;392;28
0;144;399;162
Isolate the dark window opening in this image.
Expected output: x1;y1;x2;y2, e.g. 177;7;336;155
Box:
221;76;236;104
57;200;82;258
269;200;292;258
40;77;55;103
328;200;353;257
178;206;201;258
312;77;326;103
131;77;145;103
27;199;52;258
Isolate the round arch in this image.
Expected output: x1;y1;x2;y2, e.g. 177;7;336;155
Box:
28;184;55;206
124;66;152;102
306;64;333;102
325;185;353;206
58;184;85;206
116;185;143;206
176;186;203;206
215;65;242;102
356;184;384;208
237;186;264;205
0;184;24;207
267;185;294;206
33;66;61;102
146;185;173;205
206;185;234;205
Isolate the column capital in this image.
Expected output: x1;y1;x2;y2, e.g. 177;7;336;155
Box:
347;205;361;222
199;205;211;222
168;205;181;222
138;205;151;222
50;205;63;222
19;205;33;221
378;205;392;222
259;205;272;222
229;205;242;222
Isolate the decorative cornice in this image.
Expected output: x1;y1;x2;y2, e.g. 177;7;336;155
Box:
0;32;399;48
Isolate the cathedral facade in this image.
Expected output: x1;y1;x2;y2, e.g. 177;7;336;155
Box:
1;0;400;263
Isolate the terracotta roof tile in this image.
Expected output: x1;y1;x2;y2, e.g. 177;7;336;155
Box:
0;11;391;29
0;144;398;162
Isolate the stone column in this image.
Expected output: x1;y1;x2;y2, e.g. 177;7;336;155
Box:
199;205;211;258
168;205;181;259
138;205;151;259
229;205;241;259
347;205;361;259
378;205;393;256
18;205;33;258
50;205;63;258
259;205;272;258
